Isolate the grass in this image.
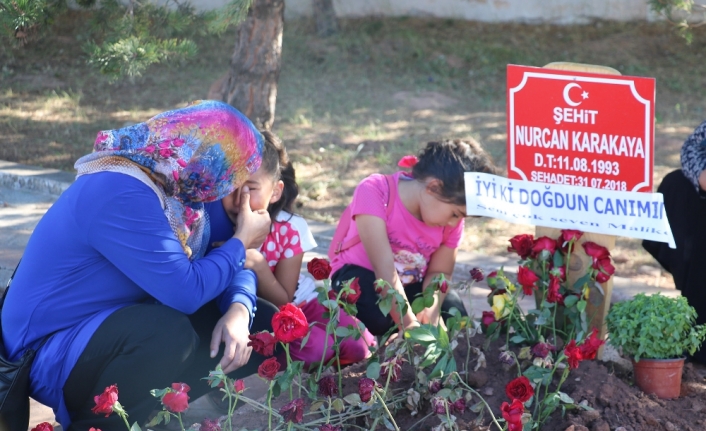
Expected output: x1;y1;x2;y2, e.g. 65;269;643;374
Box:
2;13;706;287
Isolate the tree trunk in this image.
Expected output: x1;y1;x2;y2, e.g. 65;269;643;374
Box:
313;0;338;37
217;0;284;131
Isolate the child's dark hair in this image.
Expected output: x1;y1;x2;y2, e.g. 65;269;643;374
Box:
411;138;498;206
259;130;299;220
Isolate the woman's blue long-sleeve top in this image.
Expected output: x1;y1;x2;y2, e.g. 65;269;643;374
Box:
0;172;256;428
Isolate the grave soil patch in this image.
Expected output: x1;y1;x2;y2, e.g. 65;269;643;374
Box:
230;332;706;431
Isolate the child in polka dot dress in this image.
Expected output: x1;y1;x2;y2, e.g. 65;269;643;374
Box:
207;131;374;369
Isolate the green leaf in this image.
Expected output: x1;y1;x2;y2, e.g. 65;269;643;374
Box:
510;335;526;344
366;361;381;379
378;296;392;317
563;295;579;308
577;300;587;312
130;422;143;431
469;401;484;413
335;326;351;337
558;391;575;404
438;324;449;349
344;393;362;404
332;398;345;413
411;297;426;315
405;327;437;343
424;294;435;308
300;330;312;350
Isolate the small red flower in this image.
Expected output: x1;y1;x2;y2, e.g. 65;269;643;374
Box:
594;257;615;283
92;384;119;417
531;236;557;258
31;423;53;431
470;267;484;282
247;331;277;357
318;375;338;397
319;424;342;431
279;398;306;423
501;399;525;431
358;377;376;402
162;383;190;413
234;379;245;394
272;303;309;344
428;379;442;394
200;418;221;431
582;241;610;262
258;357;281;380
435;278;449;294
380;355;403;383
546;275;564;304
88;428;101;431
505;376;534;402
481;310;496;326
431;396;449;415
327;290;338;301
341;278;362;304
517;266;539;295
307;258;332;280
560;229;583;244
579;328;605;360
531;342;556;359
508;234;534;259
452;398;466;414
564;339;583;369
397;155;418;168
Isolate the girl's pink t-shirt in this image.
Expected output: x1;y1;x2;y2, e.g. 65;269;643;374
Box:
330;172;464;284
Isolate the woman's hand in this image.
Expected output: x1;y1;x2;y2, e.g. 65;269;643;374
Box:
210;302;253;374
233;186;271;249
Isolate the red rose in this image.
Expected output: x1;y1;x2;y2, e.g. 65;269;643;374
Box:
505;376;534;402
279;398;306;423
200;418;221;431
428;379;442;394
452;398;466;414
397;155;418;168
318;375;338;397
271;303;309;343
470;268;484;282
327;290;338;301
481;310;496;326
531;236;557;258
508;234;534;259
380;355;403;383
234;379;245;393
319;425;342;431
358;377;376;402
560;229;583;244
89;428;101;431
594;257;615;283
307;258;332;280
434;278;449;294
258;357;281;380
579;328;604;360
162;383;190;413
431;397;449;415
564;339;583;369
501;399;525;431
341;278;362;304
31;423;53;431
531;342;555;359
546;275;563;304
247;331;277;357
92;384;118;417
582;241;610;262
517;266;539;295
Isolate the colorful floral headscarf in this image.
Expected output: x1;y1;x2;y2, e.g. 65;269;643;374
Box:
75;100;263;259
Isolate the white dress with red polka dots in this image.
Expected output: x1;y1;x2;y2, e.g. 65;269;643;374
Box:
257;211;318;303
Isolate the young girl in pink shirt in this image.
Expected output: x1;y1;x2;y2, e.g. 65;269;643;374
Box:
214;131;374;369
330;139;498;335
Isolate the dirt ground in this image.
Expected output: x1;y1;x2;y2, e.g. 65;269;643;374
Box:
2;14;704;286
230;331;706;431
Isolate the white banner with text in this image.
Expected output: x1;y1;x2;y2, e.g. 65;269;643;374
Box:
464;172;675;248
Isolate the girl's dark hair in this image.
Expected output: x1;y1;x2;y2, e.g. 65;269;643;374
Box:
411;138;498;206
259;130;299;220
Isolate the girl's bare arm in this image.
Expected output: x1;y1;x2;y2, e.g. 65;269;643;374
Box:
245;249;301;306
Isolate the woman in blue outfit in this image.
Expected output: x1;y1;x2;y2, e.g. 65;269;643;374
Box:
0;101;273;430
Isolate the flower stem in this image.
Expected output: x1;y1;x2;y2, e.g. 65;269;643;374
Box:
177;413;185;431
119;412;131;431
284;343;293;400
267;381;274;430
374;390;400;431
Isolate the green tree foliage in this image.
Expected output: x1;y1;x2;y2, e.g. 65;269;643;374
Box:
648;0;706;43
0;0;252;81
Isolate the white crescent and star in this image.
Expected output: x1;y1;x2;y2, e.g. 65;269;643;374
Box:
563;83;589;107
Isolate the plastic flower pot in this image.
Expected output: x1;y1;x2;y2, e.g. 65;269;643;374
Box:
631;357;685;399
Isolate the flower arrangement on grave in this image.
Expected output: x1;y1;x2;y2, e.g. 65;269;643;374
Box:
69;232;615;431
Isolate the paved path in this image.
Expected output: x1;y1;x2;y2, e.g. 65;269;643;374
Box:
0;160;678;430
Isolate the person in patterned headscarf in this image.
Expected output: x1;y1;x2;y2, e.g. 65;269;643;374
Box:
1;101;273;430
